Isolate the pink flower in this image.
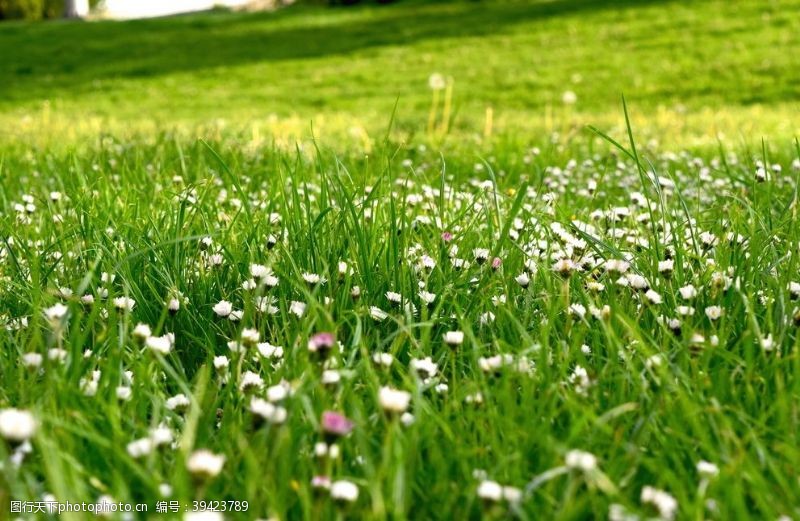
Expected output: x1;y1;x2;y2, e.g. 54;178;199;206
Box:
308;332;336;353
311;475;331;490
441;232;453;242
321;411;354;437
491;257;502;270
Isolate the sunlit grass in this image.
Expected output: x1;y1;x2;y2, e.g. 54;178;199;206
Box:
1;0;799;150
1;120;800;518
2;0;800;519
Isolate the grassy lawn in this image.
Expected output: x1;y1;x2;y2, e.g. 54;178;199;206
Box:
2;1;800;520
1;0;799;149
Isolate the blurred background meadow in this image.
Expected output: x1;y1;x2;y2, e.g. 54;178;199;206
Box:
1;0;799;153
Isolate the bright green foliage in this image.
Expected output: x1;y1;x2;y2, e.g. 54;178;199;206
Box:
0;0;799;148
1;1;800;519
1;131;800;519
0;0;45;20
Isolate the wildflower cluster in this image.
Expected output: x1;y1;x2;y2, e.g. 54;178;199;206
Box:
1;145;798;519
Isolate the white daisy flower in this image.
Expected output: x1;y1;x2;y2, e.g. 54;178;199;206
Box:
330;480;359;502
289;301;306;318
145;335;172;354
113;297;136;312
378;387;411;413
443;330;464;346
565;449;597;471
0;408;37;442
212;300;233;317
705;306;722;321
250;398;287;424
43;303;69;322
696;460;719;477
186;450;225;478
166;393;190;412
477;480;503;501
370;306;389;322
132;322;151;340
640;486;678;521
239;371;264;392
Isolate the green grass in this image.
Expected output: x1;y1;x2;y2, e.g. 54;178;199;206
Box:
1;0;799;148
1;122;800;519
2;1;800;520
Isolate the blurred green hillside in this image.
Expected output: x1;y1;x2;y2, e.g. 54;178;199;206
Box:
1;0;799;150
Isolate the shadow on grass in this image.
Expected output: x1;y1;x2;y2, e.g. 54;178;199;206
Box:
0;0;667;101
